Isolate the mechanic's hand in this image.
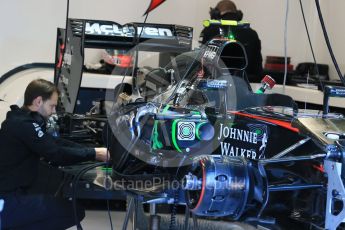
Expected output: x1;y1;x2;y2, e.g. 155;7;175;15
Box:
95;147;110;162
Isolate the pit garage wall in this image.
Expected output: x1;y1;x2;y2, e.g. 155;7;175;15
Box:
0;0;344;80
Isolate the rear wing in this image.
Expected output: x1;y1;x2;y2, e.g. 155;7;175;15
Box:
54;18;193;113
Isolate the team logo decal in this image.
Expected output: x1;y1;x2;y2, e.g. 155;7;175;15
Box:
38;131;44;138
32;123;44;138
218;123;258;159
247;124;268;159
217;123;269;159
203;45;219;60
177;122;195;141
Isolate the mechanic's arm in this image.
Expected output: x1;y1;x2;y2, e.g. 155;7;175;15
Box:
55;136;109;162
55;137;85;148
94;147;109;162
16;122;109;166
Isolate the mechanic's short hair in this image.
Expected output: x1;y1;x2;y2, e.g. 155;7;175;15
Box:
216;0;237;15
24;79;59;106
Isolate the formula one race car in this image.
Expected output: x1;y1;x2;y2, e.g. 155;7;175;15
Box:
46;18;345;229
102;34;345;230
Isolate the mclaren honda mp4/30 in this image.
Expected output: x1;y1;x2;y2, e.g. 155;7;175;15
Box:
104;37;345;229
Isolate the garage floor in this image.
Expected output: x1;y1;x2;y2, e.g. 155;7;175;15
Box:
67;210;256;230
67;210;130;230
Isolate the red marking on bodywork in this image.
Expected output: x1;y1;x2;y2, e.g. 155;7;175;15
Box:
313;164;325;173
57;44;65;68
232;111;299;133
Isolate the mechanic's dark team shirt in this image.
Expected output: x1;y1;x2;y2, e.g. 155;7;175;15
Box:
0;105;96;193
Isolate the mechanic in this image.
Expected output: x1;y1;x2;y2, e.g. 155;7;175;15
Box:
200;0;263;82
0;79;109;230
